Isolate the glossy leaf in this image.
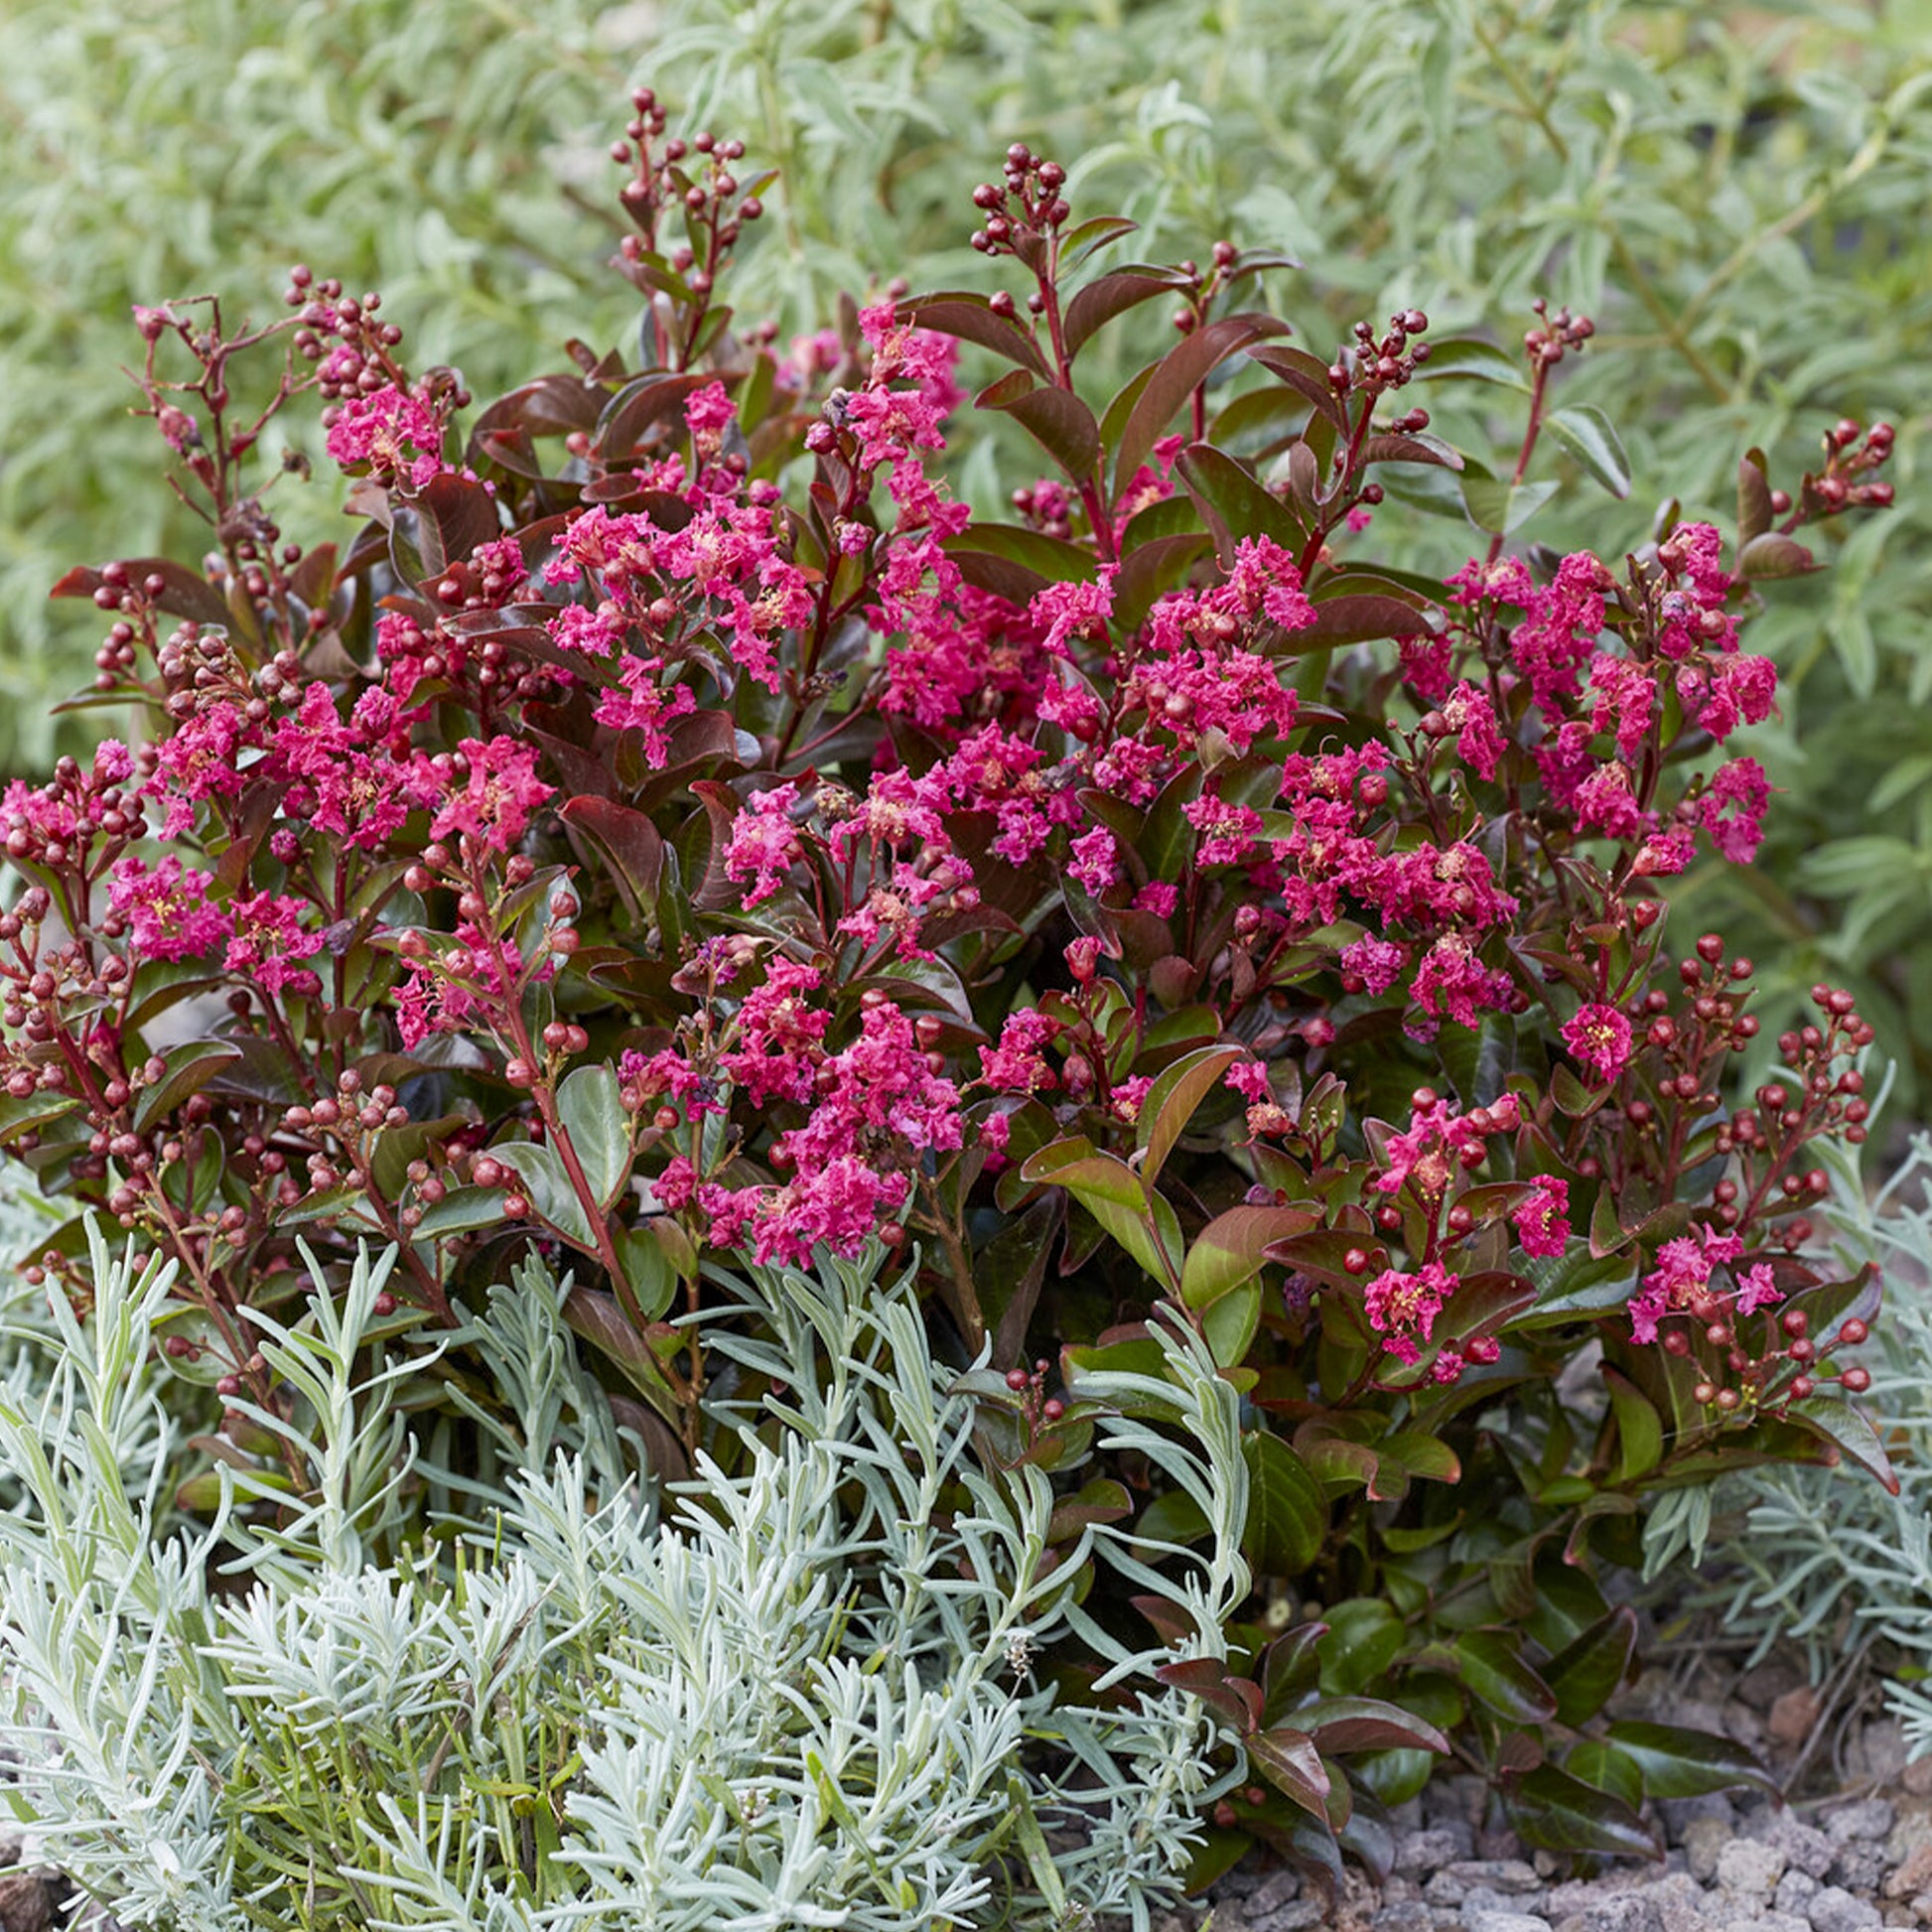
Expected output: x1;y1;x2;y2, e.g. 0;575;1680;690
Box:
1502;1764;1659;1859
1316;1599;1405;1697
1241;1430;1327;1576
1780;1392;1899;1494
497;1141;598;1252
1603;1721;1778;1800
1411;336;1531;389
1737;531;1820;579
1460;474;1561;535
1285;1696;1450;1756
1063;265;1192;355
1174;442;1305;561
1138;1042;1244;1193
1202;1276;1263;1366
901;291;1052;380
133;1042;242;1133
1452;1630;1557;1722
1542;1606;1639;1727
556;1065;630;1211
981;376;1103;481
1181;1202;1321;1310
1289;593;1438;648
1111;313;1288;502
1247;1725;1331;1818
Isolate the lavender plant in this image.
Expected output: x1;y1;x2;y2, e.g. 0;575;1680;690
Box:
0;1229;1251;1930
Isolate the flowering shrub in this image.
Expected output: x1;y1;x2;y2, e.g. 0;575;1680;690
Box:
0;91;1899;1878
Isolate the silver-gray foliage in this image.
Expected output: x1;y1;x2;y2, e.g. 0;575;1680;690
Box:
0;1226;1248;1929
1692;1096;1932;1762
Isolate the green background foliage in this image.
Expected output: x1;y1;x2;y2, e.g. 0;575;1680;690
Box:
5;0;1931;1089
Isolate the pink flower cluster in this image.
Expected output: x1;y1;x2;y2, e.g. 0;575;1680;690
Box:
1628;1220;1782;1344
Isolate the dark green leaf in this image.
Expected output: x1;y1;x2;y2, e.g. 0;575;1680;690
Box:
1182;1203;1321;1310
1180;1827;1250;1896
133;1042;242;1133
1566;1738;1645;1813
1202;1276;1263;1365
1502;1765;1659;1859
1454;1630;1557;1722
556;1064;630;1211
1603;1364;1664;1482
1241;1431;1327;1577
1604;1721;1778;1800
498;1141;598;1252
1543;1606;1639;1727
1139;1043;1243;1193
1316;1599;1404;1697
1174;443;1305;563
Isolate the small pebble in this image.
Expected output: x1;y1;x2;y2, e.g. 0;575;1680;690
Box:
1807;1885;1882;1932
1717;1839;1788;1898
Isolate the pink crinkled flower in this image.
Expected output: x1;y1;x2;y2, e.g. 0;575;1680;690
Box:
1411;932;1514;1030
1632;824;1697;878
1108;1074;1156;1126
325;384;445;486
93;740;134;784
550;604;626;658
427;737;554;852
1447;556;1536;610
1373;1092;1493;1205
1587;653;1658;759
1029;568;1117;656
718;957;829;1107
1508;552;1608;717
724;783;805;907
224;892;321;995
1700;757;1771;863
1225;536;1317;634
1441;681;1507;780
1513;1175;1571;1259
108;856;228;963
1630;1220;1746;1342
593;656;700;765
1068;824;1121;896
1562;1003;1633;1084
1572;760;1650;842
1688;652;1777;741
1224;1058;1273;1104
1364;1259;1458;1362
1134;881;1179;918
1182;792;1266;868
1734;1261;1784;1316
978;1008;1062;1095
684;380;737;435
1340;935;1410;997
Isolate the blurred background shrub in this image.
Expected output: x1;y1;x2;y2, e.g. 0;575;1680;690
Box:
5;0;1929;1090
